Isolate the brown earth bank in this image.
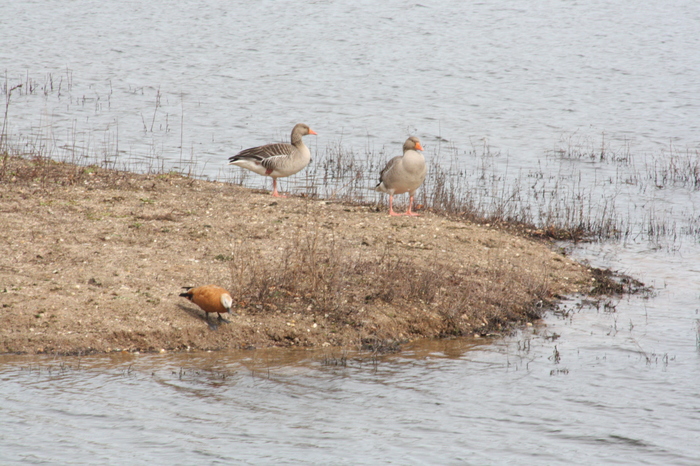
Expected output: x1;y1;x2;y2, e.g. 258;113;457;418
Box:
1;155;597;355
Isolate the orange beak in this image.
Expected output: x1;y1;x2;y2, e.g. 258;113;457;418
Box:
309;129;318;135
415;142;424;151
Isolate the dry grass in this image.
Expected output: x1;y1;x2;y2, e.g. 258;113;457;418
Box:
224;229;557;339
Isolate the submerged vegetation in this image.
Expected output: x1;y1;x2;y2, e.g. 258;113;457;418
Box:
4;70;699;246
4;121;699;247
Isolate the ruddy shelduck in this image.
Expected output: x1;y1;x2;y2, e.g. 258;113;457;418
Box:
228;123;317;197
179;285;234;324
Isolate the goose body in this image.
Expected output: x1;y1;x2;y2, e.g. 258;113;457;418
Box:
375;137;427;216
228;123;317;197
180;285;234;324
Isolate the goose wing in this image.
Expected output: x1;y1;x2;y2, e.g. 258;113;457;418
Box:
377;155;402;185
229;143;295;164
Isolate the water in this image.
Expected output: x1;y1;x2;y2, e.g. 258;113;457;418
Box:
1;333;698;465
1;0;700;464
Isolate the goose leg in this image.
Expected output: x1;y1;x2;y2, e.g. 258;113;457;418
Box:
388;195;401;216
404;195;420;216
271;178;287;198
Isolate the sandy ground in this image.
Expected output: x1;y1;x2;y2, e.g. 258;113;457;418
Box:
0;157;594;354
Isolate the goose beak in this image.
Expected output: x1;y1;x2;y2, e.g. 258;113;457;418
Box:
415;142;424;151
308;129;318;135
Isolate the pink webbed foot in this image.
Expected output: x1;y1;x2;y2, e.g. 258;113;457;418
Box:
270;179;288;198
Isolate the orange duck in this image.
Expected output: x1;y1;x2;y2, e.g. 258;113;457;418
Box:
179;285;234;324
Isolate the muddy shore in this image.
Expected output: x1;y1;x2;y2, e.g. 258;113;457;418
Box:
0;156;594;354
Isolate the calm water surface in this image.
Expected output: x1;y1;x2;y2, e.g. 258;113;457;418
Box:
1;0;699;464
1;329;698;465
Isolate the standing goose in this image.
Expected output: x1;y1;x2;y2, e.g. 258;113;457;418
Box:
375;136;427;216
228;123;317;197
179;285;234;325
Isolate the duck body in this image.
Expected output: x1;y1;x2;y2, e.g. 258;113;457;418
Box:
228;123;316;197
180;285;234;323
375;137;427;216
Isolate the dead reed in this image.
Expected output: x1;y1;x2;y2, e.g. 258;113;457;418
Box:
4;70;698;246
5;124;698;247
288;134;700;245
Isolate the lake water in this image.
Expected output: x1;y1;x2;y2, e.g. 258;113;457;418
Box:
1;0;699;464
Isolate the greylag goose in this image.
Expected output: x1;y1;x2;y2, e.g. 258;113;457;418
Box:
228;123;317;197
375;136;427;216
180;285;234;324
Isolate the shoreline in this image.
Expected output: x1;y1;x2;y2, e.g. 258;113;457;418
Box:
1;155;596;355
